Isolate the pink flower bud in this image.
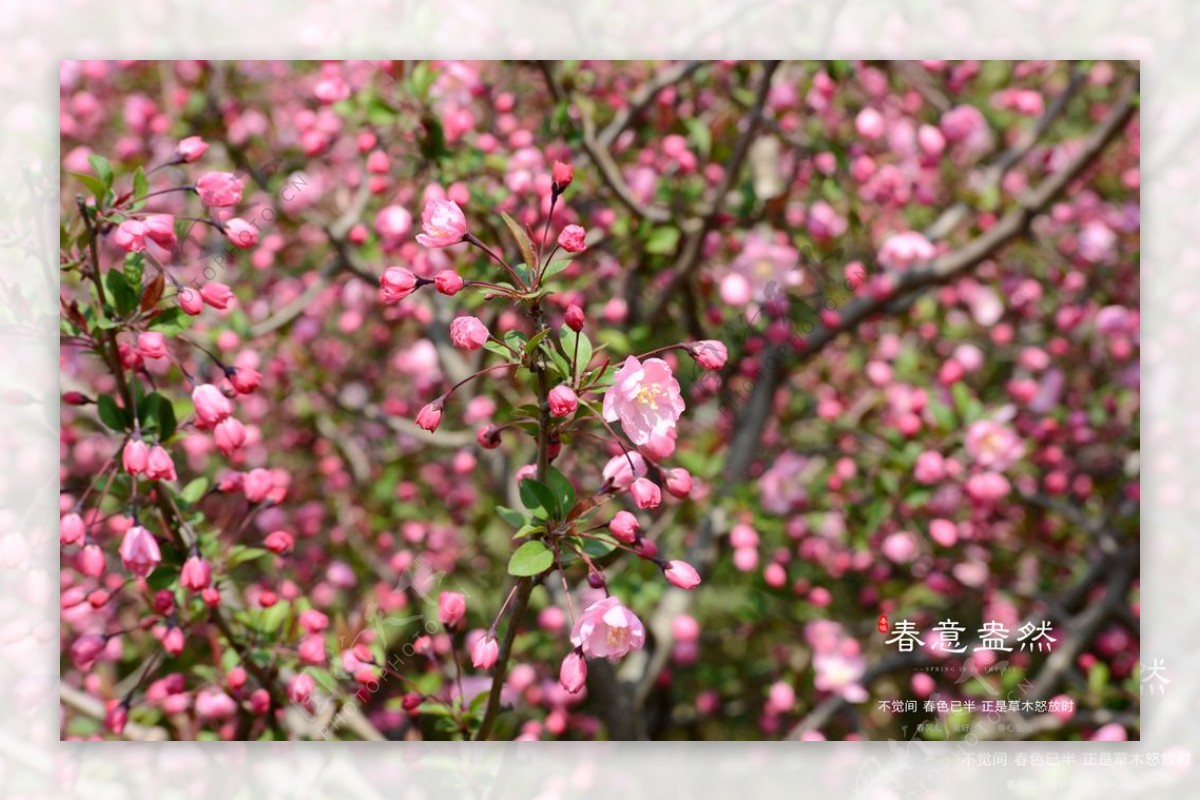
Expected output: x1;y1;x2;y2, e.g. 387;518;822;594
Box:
144;445;177;482
77;543;105;577
416;403;443;432
557;224;587;253
380;266;418;304
264;529;294;554
434;270;465;295
119;525;162;578
559;650;587;694
180;554;212;591
192;383;233;428
288;673;315;705
299;609;329;633
224;218;258;249
689;340;728;370
449;316;489;351
196;171;244;207
70;634;107;671
552;160;574;192
213;417;246;456
416;198;468;248
665;468;693;499
366;150;389;174
113;220;148;252
564;304;585;332
438;591;467;628
136;332;167;359
548;385;578;417
608;510;639;543
60;512;86;546
471;634;499;669
602;452;647;491
477;425;502;450
178;287;204;315
664;560;702;589
243;468;272;502
104;701;128;735
177;136;208;162
143;214;177;248
630;477;662;509
228;367;261;395
123;439;149;475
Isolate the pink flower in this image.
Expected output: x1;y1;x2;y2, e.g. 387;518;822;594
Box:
471;634;499;669
119;525;162;578
180;554;212;591
551;160;574;192
664;560;701;589
602;356;685;446
288;673;315;705
144;445;177;481
143;214;177;248
192;384;233;428
213;417;246;456
434;270;465;296
548;385;578;417
60;512;85;546
136;332;167;360
228;367;261;395
196;172;244;207
1090;723;1127;742
113;220;149;252
557;225;587;253
416;402;443;432
570;596;646;661
689;340;727;370
224;218;259;249
71;634;107;671
264;530;294;554
374;205;412;240
965;420;1024;471
878;231;935;271
813;648;869;703
601;452;647;491
438;591;466;629
178;287;204;315
665;467;692;499
913;451;945;484
104;701;128;735
608;511;639;543
199;281;234;310
559;650;587;694
380;267;418;304
564;304;585;332
965;471;1011;504
416;198;468;248
195;688;237;721
630;477;662;509
855;107;885;139
758;451;808;514
449;316;489;351
177;136;208;162
123;439;149;475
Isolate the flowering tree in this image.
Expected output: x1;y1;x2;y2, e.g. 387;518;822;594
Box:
60;60;1139;741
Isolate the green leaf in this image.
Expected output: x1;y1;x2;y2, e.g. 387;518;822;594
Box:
520;478;560;519
542;259;572;280
545;467;576;514
87;154;114;191
513;523;544;540
495;506;527;529
507;540;554;577
685;117;712;158
147;567;179;590
484;339;518;363
71;172;108;203
542;340;572;380
645;227;680;255
104;269;138;317
500;211;537;285
581;537;616;559
259;600;291;635
147;306;191;336
140;392;177;441
96;395;128;432
524;327;551;357
558;325;593;379
180;477;209;505
227;546;269;569
131;167;149;210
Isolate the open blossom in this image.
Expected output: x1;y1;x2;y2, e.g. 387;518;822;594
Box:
380;267;418;304
878;231;935;270
557;224;587;253
965;419;1025;471
758;451;808;514
192;384;233;428
416;198;468;247
196;172;244;207
571;596;646;661
602;356;685;446
119;525;162;578
449;316;489;351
